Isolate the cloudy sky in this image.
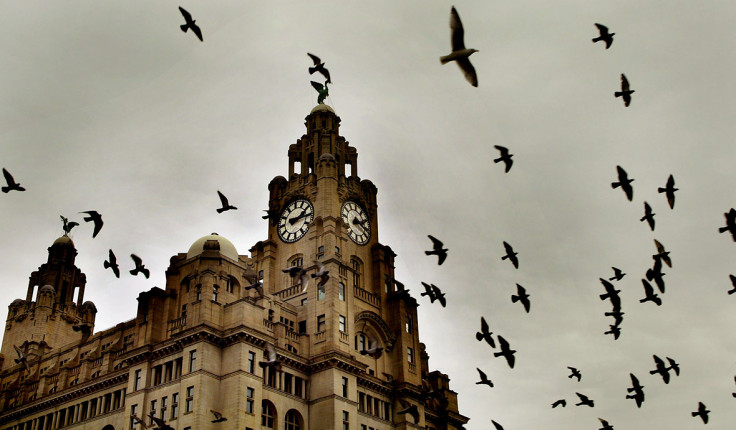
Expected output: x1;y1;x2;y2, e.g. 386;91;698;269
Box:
2;1;736;428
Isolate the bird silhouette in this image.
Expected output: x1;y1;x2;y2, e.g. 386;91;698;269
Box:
640;202;655;231
475;368;494;388
728;274;736;295
511;283;531;313
311;262;330;286
611;165;634;201
646;258;666;293
650;355;679;384
80;211;103;238
491;420;505;430
476;316;495;348
440;6;478;87
425;235;448;265
60;215;79;236
149;412;175;430
245;279;263;293
501;241;519;269
653;239;672;267
262;209;279;222
574;392;594;407
598;418;614;430
609;267;626;282
551;399;566;408
718;208;736;241
614;74;634;107
493;335;516;368
13;345;29;371
639;279;662;306
2;168;25;193
604;310;625;327
216;191;237;213
359;331;384;359
567;366;582;382
604;324;621;340
658;174;678;209
310;80;329;104
421;282;447;307
131;415;147;428
129;254;150;278
625;373;645;408
691;402;709;424
592;23;615;49
104;249;120;278
283;265;310;292
397;400;419;423
210;410;227;423
259;343;281;371
307;53;331;84
493;145;513;173
599;278;622;311
178;6;203;41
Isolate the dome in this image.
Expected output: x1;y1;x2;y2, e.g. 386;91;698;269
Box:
187;233;239;261
39;285;55;294
319;153;335;162
52;235;74;247
81;301;97;312
310;103;335;114
10;299;25;306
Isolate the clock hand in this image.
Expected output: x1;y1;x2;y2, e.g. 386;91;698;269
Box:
289;210;309;225
352;217;367;226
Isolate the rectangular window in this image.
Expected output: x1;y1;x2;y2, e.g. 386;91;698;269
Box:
150;400;157;425
342;376;348;397
130;404;138;429
153;365;162;386
171;393;179;420
342;411;349;430
161;396;168;418
181;304;187;318
295;376;303;398
185;386;194;412
284;372;293;394
339;315;346;332
317;245;325;258
133;369;142;391
408;347;414;363
318;283;325;300
359;392;365;412
189;349;197;372
384;275;390;293
246;387;255;413
339;282;345;301
317;314;326;332
248;351;256;373
212;285;219;302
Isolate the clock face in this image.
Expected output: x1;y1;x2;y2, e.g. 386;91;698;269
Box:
278;199;314;243
341;201;371;245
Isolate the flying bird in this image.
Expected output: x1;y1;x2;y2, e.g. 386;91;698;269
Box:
178;6;203;41
592;23;615;49
658;174;678;209
440;6;479;87
640;202;655;231
60;215;79;235
148;412;175;430
13;345;29;371
476;316;495;348
475;368;494;388
283;265;310;292
614;74;634;107
104;249;120;278
718;208;736;241
511;283;530;313
605;324;621;340
259;343;281;371
216;191;237;213
80;211;103;238
567;366;582;382
609;267;625;282
397;400;419;423
551;399;566;408
691;402;709;424
311;261;330;286
650;355;679;384
625;373;645;408
210;410;227;423
653;239;672;267
493;335;516;368
421;282;447;307
611;165;634;201
639;279;662;306
501;241;519;269
728;274;736;295
599;278;622;311
493;145;513;173
129;254;150;278
604;309;625;327
2;168;25;193
359;331;384;359
574;392;594;407
131;415;147;428
425;235;448;265
491;420;505;430
646;258;666;293
262;209;279;221
598;418;614;430
307;53;331;83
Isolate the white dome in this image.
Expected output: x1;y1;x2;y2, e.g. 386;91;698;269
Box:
187;233;239;261
310;103;335;114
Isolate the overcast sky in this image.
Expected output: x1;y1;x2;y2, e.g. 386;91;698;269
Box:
1;1;736;429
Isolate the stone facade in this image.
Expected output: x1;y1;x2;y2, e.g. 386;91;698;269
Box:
0;105;468;430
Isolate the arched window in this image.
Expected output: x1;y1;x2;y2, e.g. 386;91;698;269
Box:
262;400;277;429
284;409;303;430
101;425;115;430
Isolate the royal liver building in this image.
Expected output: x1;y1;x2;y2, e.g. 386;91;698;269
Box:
0;104;468;430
